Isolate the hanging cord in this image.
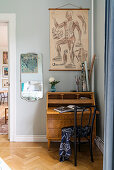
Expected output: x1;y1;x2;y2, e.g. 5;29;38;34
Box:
55;3;82;9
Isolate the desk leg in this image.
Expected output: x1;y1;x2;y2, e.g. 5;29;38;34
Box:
48;140;51;150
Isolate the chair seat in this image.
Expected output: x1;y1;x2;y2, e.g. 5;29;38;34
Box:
76;126;91;138
62;125;91;138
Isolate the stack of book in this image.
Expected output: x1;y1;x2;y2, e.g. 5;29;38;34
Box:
54;105;85;113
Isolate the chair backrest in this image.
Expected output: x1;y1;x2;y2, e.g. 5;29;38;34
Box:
76;105;96;132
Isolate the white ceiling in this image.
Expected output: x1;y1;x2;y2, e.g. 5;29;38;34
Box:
0;23;8;48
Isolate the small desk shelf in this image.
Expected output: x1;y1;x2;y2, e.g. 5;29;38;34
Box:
46;92;97;149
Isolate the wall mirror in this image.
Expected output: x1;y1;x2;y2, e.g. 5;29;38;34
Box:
20;53;43;101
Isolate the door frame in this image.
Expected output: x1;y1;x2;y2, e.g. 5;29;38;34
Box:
0;14;16;141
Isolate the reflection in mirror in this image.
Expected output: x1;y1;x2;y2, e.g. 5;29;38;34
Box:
20;53;43;101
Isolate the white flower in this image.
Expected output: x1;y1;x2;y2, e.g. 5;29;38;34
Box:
49;77;55;82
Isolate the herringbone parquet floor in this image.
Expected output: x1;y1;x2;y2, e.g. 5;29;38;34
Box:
0;135;103;170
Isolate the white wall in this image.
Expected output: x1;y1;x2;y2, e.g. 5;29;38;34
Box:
0;23;8;47
94;0;105;140
0;0;91;136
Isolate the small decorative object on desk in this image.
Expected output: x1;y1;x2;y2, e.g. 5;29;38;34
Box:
75;75;80;92
49;77;60;92
81;62;87;92
84;60;89;91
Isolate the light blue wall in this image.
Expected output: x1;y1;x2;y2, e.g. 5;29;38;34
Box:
0;0;91;135
94;0;105;141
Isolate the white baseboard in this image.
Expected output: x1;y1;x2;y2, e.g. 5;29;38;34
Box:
94;136;104;154
13;135;104;152
14;135;47;142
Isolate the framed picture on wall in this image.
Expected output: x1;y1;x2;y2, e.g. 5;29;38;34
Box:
2;79;8;88
49;9;89;71
3;51;8;64
2;66;8;77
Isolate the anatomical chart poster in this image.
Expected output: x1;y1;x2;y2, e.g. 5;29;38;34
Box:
49;9;89;70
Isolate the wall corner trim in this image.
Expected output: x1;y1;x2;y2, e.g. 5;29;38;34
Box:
14;135;47;142
94;136;104;154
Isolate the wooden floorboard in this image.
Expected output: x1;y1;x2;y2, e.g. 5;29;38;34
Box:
0;135;103;170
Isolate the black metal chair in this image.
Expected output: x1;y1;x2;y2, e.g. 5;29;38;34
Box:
59;105;96;166
74;105;97;164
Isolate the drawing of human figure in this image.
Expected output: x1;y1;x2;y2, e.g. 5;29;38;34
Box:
52;11;82;65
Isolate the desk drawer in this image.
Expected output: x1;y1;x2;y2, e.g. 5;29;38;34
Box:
47;114;74;120
47;128;95;141
47;115;93;128
47;129;61;138
47;119;74;129
47;114;96;140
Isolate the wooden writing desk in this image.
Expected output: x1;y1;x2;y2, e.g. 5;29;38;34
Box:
46;92;99;149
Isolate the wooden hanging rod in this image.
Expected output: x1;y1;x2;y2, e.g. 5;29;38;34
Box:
49;69;81;71
49;69;90;71
48;8;90;10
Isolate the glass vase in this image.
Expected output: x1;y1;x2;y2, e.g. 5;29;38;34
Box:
51;84;56;92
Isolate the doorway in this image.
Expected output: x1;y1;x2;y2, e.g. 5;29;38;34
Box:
0;14;16;141
0;22;8;134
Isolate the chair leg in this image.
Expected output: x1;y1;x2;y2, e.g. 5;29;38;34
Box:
78;136;80;152
90;134;94;162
